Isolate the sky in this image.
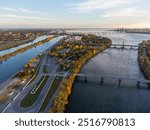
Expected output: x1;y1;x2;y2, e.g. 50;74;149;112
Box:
0;0;150;28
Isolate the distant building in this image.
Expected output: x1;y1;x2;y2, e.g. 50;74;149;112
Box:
3;32;12;36
75;36;82;42
25;33;34;38
67;36;82;42
57;48;70;54
49;30;66;34
12;33;20;37
8;32;13;35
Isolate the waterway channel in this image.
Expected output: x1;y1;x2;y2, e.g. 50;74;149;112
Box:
0;35;53;56
0;36;63;86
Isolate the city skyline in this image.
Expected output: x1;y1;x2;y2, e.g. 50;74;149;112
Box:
0;0;150;28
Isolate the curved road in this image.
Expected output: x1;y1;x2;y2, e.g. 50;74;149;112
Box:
1;36;64;113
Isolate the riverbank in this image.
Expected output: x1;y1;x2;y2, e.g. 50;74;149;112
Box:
65;32;150;113
138;40;150;79
0;36;54;62
0;36;64;107
49;34;112;112
0;38;35;51
0;29;57;51
0;56;41;104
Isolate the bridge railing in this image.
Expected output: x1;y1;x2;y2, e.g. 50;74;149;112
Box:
41;72;150;88
111;44;139;49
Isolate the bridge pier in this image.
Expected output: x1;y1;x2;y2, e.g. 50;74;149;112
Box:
118;79;121;86
99;78;104;85
122;42;125;49
137;81;140;88
84;76;87;83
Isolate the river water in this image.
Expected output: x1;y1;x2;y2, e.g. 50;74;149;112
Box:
66;30;150;113
0;36;63;86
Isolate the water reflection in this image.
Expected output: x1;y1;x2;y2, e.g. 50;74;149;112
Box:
0;35;52;56
0;36;63;86
66;31;150;113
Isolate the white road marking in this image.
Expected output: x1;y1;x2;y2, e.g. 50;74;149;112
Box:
2;102;11;113
30;76;46;94
23;86;26;90
13;92;20;101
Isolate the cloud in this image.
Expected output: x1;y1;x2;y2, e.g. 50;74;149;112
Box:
102;8;147;17
0;13;56;21
18;8;45;15
0;7;16;11
69;0;129;13
0;7;45;15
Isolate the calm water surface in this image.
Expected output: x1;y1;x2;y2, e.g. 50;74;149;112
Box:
66;31;150;113
0;36;63;86
0;35;53;56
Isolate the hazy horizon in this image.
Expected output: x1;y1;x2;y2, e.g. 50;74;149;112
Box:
0;27;150;30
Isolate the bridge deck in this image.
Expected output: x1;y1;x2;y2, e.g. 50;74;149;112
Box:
111;44;139;47
42;73;150;84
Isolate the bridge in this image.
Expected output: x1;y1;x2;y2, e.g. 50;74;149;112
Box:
67;31;127;35
42;72;150;88
111;43;139;49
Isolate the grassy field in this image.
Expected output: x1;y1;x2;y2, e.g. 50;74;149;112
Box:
20;75;49;108
38;76;63;112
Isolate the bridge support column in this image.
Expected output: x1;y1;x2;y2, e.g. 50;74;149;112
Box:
84;76;87;83
100;78;104;85
137;81;140;88
118;79;121;86
130;46;133;49
122;42;125;49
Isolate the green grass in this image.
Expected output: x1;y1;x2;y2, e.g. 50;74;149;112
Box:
43;65;48;73
20;75;49;108
38;76;63;112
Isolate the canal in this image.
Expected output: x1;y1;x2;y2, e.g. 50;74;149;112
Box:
66;31;150;113
0;35;53;56
0;36;63;86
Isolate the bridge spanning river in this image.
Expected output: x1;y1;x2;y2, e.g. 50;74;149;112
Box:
67;31;126;35
111;43;139;49
42;72;150;88
66;30;150;113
